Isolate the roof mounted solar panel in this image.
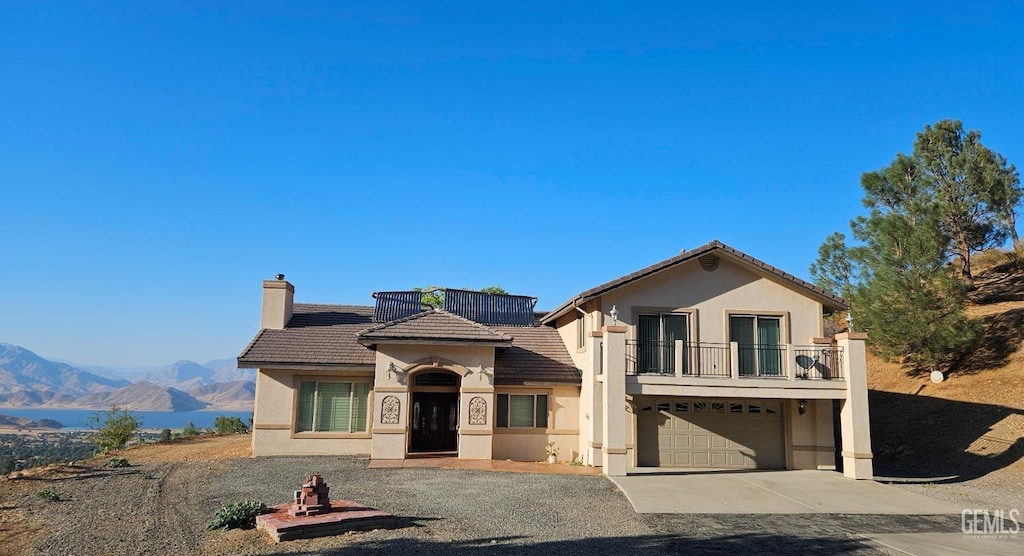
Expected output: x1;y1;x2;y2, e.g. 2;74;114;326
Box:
371;291;428;322
443;289;537;326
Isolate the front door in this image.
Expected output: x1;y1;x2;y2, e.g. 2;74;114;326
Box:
409;392;458;452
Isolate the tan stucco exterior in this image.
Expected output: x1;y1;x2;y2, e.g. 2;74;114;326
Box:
247;244;872;479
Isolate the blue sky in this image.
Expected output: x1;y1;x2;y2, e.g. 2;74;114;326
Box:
2;2;1022;367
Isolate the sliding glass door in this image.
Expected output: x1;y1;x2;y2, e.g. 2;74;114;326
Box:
729;315;782;376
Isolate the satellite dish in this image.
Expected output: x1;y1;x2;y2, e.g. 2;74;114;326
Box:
930;370;945;383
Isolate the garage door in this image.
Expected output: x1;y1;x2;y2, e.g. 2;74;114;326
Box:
636;398;785;469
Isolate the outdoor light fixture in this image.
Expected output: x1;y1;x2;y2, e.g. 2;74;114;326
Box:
386;362;399;380
610;305;619;324
798;400;807;415
846;311;854;332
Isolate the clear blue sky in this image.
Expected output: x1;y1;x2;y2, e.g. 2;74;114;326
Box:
2;2;1022;367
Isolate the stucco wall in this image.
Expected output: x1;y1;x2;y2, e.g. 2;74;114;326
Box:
251;367;374;456
491;384;580;462
600;257;823;346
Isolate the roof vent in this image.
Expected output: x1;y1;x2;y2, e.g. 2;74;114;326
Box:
699;254;719;271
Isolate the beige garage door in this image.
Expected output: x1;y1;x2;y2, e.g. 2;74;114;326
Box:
636;398;785;469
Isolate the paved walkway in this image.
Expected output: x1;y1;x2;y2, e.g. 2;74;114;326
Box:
368;457;601;475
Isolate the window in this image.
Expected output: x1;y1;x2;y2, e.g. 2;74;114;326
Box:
729;315;783;376
496;394;548;428
296;381;369;433
636;313;690;374
577;313;586;349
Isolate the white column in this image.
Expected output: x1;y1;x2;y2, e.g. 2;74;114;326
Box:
837;332;873;479
602;325;628;476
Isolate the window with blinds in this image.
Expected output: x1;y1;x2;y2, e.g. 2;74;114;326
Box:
296;381;370;433
495;393;548;428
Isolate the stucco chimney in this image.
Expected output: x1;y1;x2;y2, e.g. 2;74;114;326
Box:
261;274;294;330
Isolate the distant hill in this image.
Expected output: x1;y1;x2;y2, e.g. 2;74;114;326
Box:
0;414;63;429
143;359;255;391
69;381;208;412
0;345;255;411
0;344;130;397
188;380;255;411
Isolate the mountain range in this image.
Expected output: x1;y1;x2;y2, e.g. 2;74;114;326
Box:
0;343;254;412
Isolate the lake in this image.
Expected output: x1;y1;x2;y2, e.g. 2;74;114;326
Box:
0;408;253;430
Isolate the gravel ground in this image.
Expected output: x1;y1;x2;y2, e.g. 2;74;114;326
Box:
3;449;982;556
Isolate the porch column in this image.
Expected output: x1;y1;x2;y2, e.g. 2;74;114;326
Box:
584;331;604;467
837;332;873;479
602;325;628;476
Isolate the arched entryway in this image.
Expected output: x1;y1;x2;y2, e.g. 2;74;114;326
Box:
408;370;461;453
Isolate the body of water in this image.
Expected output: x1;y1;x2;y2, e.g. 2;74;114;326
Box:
0;408;253;430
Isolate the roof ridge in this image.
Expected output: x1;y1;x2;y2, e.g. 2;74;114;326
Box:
357;309;512;340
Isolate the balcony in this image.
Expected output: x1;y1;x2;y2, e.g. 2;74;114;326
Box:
625;340;844;381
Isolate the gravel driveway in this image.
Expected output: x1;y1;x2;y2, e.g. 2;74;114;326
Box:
5;451;976;555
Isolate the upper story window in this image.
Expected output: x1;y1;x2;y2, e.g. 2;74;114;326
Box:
729;315;783;377
576;313;586;349
636;313;690;374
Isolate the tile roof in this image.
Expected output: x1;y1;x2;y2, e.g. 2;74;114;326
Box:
357;310;513;344
542;240;849;324
238;305;581;384
493;325;581;384
237;304;376;367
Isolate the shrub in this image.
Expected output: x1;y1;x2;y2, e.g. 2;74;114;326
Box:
86;405;141;454
37;489;59;502
207;500;268;531
213;416;249;434
105;457;129;468
181;421;200;437
159;429;172;442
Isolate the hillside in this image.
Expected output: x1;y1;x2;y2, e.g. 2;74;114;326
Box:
0;344;130;396
868;261;1024;488
67;381;209;412
0;414;63;430
187;380;255;411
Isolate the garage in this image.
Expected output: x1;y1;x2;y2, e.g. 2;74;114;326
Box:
636;398;785;469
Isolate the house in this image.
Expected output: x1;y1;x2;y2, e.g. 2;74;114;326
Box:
238;240;873;479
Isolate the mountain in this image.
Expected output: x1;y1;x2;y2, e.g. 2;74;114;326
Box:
0;414;64;429
0;343;131;396
204;358;256;383
143;359;255;390
69;381;208;412
188;380;255;411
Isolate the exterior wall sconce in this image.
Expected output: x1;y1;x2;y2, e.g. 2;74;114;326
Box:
610;305;619;324
798;400;807;415
846;311;854;333
386;362;401;381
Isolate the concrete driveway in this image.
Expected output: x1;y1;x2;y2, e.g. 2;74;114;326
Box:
610;470;1022;555
610;470;961;514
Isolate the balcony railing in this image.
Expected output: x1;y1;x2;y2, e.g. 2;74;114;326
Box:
624;340;844;380
792;346;844;380
626;340;731;377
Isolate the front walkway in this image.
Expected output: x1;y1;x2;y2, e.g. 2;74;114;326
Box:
367;457;602;475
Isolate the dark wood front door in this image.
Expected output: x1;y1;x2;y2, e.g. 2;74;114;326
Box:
409;392;458;452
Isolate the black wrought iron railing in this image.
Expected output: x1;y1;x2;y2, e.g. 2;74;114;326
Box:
792;346;844;380
625;340;730;377
735;345;787;377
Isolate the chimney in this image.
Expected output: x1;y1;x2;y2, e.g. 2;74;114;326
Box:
261;274;294;329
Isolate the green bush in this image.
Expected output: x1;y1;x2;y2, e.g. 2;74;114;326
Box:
105;457;129;468
159;429;172;442
207;500;268;531
86;405;141;454
213;416;249;434
37;489;59;502
181;421;200;437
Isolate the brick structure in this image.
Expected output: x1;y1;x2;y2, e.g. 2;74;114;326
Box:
288;473;331;516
